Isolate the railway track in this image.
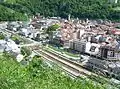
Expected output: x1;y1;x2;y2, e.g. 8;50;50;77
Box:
33;48;97;78
28;46;83;78
43;59;80;79
34;50;83;78
43;48;98;76
29;46;118;87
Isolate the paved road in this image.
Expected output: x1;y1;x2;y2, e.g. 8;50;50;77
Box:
0;29;39;44
19;42;41;47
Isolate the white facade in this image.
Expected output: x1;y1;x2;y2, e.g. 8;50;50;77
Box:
0;39;23;62
4;39;21;54
80;29;85;38
21;28;28;37
0;22;7;29
13;28;17;32
85;42;100;55
16;54;24;62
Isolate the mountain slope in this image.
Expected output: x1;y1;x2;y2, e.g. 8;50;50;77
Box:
0;0;120;21
0;4;28;21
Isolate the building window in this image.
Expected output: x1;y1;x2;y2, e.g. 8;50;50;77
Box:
90;46;96;52
108;51;114;57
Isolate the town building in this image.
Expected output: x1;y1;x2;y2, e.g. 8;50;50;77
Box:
0;38;23;62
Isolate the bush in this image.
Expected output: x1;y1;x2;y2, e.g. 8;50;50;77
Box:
0;33;5;40
21;47;32;57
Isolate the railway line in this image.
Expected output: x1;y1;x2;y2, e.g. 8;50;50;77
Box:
30;46;109;74
28;46;83;78
32;47;120;88
42;49;94;75
34;49;85;78
43;58;81;78
30;46;106;77
21;44;119;88
33;48;108;80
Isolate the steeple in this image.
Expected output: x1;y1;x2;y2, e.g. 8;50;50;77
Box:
109;0;118;3
115;0;118;3
68;14;71;21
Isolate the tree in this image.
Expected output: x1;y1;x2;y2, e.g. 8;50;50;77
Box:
0;0;120;21
46;24;60;42
21;47;32;57
0;32;5;40
46;24;60;34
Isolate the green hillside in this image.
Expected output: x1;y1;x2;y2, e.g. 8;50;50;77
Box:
0;0;120;21
0;4;28;21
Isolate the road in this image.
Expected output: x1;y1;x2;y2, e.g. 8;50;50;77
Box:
18;42;40;47
0;29;38;44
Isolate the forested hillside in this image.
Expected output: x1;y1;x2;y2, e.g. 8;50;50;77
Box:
0;4;28;21
0;0;120;21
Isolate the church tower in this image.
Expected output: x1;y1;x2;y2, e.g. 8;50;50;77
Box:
109;0;118;3
68;14;71;21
